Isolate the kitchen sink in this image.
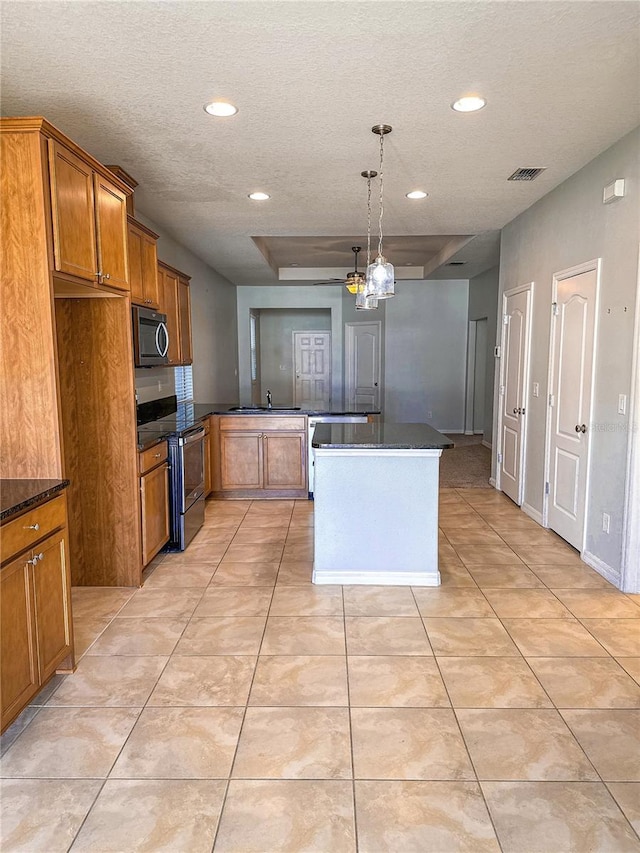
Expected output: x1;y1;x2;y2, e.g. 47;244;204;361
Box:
227;406;301;412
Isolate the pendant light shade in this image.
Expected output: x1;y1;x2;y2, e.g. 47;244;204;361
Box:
365;124;395;300
355;279;378;310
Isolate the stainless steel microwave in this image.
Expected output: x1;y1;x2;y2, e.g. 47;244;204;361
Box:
132;307;169;367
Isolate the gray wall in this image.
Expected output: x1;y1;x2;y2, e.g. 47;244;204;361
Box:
384;280;470;430
237;286;344;405
135;212;239;403
258;308;331;403
496;125;640;579
468;265;500;444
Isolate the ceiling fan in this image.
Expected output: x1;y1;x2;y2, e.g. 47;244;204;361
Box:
312;245;365;292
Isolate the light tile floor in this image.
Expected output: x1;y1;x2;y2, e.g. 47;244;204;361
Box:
2;489;640;852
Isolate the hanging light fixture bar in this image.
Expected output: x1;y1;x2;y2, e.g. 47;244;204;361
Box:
365;124;395;300
356;170;378;310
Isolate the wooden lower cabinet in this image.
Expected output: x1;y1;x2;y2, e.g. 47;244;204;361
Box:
204;425;212;497
1;492;74;733
213;415;308;498
139;442;170;567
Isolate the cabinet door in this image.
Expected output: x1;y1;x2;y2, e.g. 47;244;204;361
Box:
128;222;146;305
220;432;263;490
142;235;159;308
140;463;170;566
178;279;193;365
48;140;97;282
161;267;181;366
204;432;212;497
32;530;73;682
1;555;39;729
94;173;129;291
263;431;307;489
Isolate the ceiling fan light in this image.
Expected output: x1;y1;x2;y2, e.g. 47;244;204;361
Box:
365;256;395;299
346;272;365;295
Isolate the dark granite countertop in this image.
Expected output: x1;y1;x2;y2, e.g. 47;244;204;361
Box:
136;398;381;448
311;422;454;450
1;479;70;522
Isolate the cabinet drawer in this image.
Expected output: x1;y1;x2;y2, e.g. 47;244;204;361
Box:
219;416;307;432
1;495;66;565
139;440;169;475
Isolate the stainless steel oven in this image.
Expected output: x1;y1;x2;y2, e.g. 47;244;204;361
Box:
132;306;169;367
167;425;205;550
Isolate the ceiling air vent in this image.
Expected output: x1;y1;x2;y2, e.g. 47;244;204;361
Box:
447;261;465;266
508;167;546;182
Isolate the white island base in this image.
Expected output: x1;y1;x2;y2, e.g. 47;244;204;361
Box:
312;444;445;586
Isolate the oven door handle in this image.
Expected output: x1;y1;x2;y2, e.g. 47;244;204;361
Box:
156;321;169;358
180;427;205;446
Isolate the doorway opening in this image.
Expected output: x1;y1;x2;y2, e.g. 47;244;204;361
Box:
465;318;489;436
251;308;332;408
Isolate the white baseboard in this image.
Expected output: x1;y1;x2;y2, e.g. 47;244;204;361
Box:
482;440;492;450
464;430;474;436
582;550;621;588
312;569;441;586
443;429;465;434
522;502;544;526
489;477;496;488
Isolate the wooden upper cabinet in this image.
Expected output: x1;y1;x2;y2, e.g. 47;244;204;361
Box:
128;218;159;308
47;137;130;293
94;173;129;291
48;140;97;282
178;278;193;365
159;264;181;366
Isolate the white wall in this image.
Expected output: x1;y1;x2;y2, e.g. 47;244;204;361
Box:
135;212;239;403
236;286;344;405
496;125;640;580
258;308;331;403
384;280;470;430
468;265;500;444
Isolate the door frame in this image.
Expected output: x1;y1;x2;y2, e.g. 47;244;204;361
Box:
292;330;332;407
345;320;382;409
621;244;640;593
495;282;534;506
542;259;601;547
465;317;488;436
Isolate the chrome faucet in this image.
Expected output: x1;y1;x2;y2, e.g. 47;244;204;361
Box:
266;389;273;409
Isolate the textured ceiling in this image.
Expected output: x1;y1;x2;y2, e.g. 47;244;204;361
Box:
1;1;638;286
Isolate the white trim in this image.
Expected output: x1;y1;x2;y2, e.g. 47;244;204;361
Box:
522;502;544;526
489;477;497;488
444;429;465;434
482;440;492;450
543;259;602;546
312;568;441;586
621;243;640;593
464;430;474;436
313;447;443;459
582;550;620;587
496;282;534;505
465;320;477;435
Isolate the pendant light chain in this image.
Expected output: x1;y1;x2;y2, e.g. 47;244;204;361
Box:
366;174;373;268
378;132;384;258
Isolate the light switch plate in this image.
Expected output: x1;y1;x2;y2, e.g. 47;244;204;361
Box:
618;394;627;415
533;382;540;398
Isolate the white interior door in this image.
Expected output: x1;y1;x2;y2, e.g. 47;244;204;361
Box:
547;267;598;550
345;322;381;408
293;331;331;408
499;285;532;505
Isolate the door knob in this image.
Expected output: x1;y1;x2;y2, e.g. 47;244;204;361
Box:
513;408;518;414
575;424;587;433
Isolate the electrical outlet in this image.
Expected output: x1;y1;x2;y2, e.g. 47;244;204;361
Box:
602;512;610;534
618;394;627;415
427;410;433;420
533;382;540;398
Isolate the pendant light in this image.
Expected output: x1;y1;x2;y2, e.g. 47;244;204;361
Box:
345;246;365;294
365;124;395;299
356;170;378;310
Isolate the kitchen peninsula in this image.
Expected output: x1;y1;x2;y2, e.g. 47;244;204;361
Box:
312;422;452;586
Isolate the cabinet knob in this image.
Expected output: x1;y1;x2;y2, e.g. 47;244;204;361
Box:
103;273;111;280
154;453;161;458
27;552;43;566
24;523;40;531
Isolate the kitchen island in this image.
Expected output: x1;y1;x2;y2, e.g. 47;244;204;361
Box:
311;422;453;586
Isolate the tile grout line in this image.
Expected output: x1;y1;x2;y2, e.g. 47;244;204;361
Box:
342;585;359;853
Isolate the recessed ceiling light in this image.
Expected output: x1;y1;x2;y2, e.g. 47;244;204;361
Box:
406;190;428;199
204;101;238;117
451;96;486;113
248;192;270;201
